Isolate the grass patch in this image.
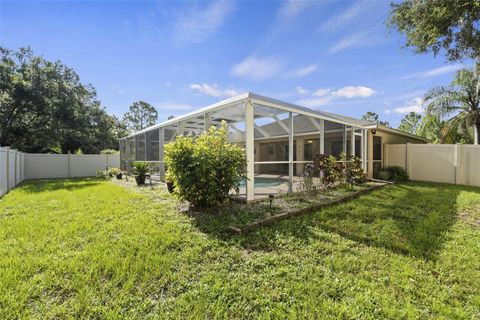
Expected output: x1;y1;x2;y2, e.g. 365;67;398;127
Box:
1;178;479;318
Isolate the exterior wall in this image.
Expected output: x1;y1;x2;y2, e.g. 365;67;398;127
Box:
384;143;480;187
366;129;427;178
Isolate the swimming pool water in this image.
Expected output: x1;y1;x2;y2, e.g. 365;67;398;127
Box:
239;177;286;188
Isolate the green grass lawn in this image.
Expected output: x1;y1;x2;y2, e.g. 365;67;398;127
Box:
1;179;479;319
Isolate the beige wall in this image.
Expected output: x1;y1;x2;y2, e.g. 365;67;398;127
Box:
384;143;480;187
366;128;427;178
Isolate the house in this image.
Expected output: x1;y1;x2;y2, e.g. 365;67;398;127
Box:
119;92;427;201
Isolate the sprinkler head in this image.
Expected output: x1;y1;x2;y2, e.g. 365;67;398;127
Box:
269;194;275;207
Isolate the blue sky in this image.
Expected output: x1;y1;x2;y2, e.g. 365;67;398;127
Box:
1;0;469;127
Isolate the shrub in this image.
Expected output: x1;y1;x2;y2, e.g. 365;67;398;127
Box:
340;152;366;186
164;123;247;208
108;167;121;177
100;149;119;154
375;166;409;182
313;154;342;188
301;163;318;193
96;170;109;179
131;162;150;177
131;162;150;186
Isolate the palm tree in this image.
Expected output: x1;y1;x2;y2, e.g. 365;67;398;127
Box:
423;64;480;144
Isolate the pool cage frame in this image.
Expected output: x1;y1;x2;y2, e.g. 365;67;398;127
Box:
119;92;370;201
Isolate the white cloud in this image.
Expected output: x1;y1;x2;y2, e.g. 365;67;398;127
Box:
329;32;372;54
404;64;464;79
189;83;238;97
384;109;391;115
157;102;194;111
110;84;125;94
278;0;313;21
165;82;171;87
174;0;235;45
320;0;370;33
312;88;331;97
296;86;309;95
231;56;282;81
286;64;318;77
296;85;375;107
296;96;336;108
393;97;423;114
422;65;463;77
332;86;375;98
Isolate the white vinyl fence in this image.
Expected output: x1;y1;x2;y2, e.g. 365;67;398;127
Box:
385;143;480;186
0;147;26;197
0;147;120;197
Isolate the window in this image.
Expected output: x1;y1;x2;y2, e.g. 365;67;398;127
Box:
373;136;382;175
268;145;275;156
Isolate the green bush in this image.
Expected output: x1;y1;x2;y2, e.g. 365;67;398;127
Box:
375;166;409;182
131;162;150;177
313;154;342;187
100;149;119;154
96;170;109;179
108;167;121;177
164;123;247;208
340;152;366;186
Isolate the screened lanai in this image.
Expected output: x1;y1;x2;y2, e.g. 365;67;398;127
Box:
119;92;370;201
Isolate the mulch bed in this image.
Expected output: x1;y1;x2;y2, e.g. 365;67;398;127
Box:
228;182;389;235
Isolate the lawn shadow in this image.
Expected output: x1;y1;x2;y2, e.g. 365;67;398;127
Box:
192;182;463;260
18;177;104;193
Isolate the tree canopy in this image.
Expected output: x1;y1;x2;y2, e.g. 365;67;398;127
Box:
0;47;127;153
361;112;390;127
422;67;479;144
388;0;480;62
123;101;158;132
398;112;422;134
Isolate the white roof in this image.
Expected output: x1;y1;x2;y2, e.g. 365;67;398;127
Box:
122;92;428;142
122;92;376;139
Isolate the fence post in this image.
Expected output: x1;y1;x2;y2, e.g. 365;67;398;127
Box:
406;143;412;179
14;149;17;185
5;147;10;192
67;152;71;178
455;143;463;185
106;154;110;169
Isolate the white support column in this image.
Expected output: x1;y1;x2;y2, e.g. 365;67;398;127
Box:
177;121;185;136
204;112;211;131
245;100;255;201
319;119;325;154
360;130;366;170
350;127;355;156
343;125;347;155
159;128;165;179
288;112;294;192
363;130;368;173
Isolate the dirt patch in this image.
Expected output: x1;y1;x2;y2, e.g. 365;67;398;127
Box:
458;211;480;228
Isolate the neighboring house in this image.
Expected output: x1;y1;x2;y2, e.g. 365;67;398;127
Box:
120;92;427;201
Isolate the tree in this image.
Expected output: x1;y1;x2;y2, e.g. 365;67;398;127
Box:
0;47;120;153
423;68;479;144
361;112;390;127
398;112;422;134
123;101;158;132
387;0;480;62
